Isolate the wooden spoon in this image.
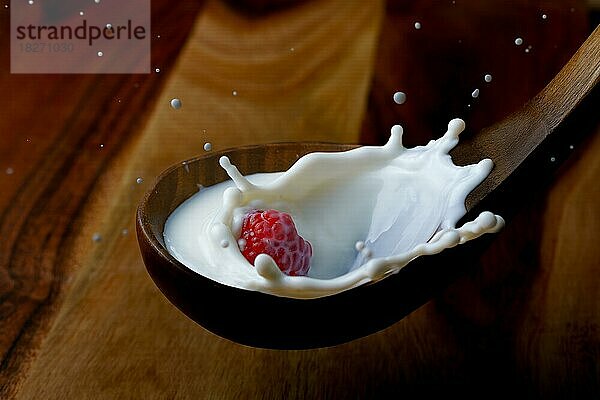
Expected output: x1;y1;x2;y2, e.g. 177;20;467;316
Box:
136;26;599;349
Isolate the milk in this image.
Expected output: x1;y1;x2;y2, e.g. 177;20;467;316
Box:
164;119;504;299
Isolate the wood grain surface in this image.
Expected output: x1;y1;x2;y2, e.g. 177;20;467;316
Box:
1;0;599;398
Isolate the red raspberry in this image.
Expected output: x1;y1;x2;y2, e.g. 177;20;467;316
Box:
239;209;312;276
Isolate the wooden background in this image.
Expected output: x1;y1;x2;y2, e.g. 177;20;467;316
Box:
1;0;599;398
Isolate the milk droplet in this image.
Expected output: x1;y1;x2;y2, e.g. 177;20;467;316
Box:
414;22;422;30
220;240;230;248
5;167;14;175
28;0;33;4
155;68;160;73
550;156;556;162
204;142;212;151
106;23;112;29
92;233;102;242
393;91;406;104
542;14;547;20
202;129;207;134
136;177;143;184
238;238;246;251
95;0;101;3
355;241;365;251
471;88;480;98
290;47;295;52
97;51;103;57
121;228;129;236
79;11;84;16
232;90;238;96
515;37;523;46
525;48;531;53
484;74;492;83
569;145;574;150
170;98;182;109
99;144;104;148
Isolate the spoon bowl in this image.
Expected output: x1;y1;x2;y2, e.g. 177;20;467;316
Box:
137;142;499;349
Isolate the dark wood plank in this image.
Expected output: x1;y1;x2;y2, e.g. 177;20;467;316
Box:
0;1;204;396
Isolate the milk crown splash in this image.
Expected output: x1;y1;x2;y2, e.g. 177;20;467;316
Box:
164;119;504;299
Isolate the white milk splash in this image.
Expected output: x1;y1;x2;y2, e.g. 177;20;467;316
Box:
164;119;504;299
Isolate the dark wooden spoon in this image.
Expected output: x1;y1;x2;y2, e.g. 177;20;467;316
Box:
136;26;599;349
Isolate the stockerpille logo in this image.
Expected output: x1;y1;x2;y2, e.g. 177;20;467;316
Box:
10;0;150;74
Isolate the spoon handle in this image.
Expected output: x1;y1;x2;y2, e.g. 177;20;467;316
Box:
453;25;600;212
